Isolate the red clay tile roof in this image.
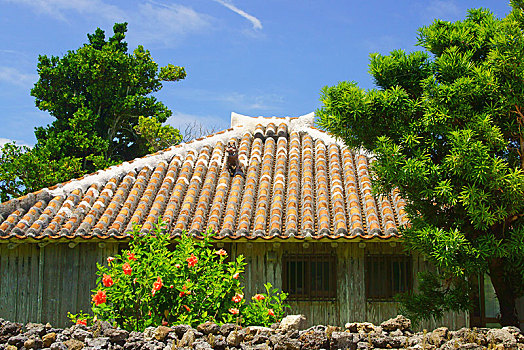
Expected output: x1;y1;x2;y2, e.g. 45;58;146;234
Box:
0;113;408;241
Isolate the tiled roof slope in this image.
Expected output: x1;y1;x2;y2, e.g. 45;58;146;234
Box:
0;113;408;241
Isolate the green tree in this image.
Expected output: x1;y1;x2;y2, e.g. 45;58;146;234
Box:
0;23;185;201
317;4;524;326
134;116;182;153
31;22;186;162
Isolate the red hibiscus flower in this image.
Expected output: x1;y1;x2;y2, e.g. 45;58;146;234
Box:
232;294;243;303
186;254;198;267
151;277;163;296
229;308;239;315
127;252;137;261
253;294;265;301
92;290;106;305
268;309;275;316
183;305;191;312
123;262;132;275
102;274;114;287
76;319;87;325
232;273;239;279
215;249;227;256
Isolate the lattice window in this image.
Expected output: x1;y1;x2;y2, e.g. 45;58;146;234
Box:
365;254;413;301
282;254;336;301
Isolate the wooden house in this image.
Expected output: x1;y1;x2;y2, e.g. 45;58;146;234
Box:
0;113;505;328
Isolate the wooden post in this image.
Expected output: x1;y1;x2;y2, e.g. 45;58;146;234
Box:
37;243;45;323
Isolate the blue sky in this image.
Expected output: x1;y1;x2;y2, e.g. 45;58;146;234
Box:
0;0;513;146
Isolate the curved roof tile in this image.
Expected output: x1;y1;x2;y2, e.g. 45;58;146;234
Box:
0;113;408;241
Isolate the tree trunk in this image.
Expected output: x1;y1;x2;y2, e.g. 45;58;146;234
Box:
488;258;520;327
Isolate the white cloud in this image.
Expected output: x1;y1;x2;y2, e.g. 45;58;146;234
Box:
3;0;212;47
0;138;32;148
422;0;460;21
2;0;126;22
134;2;212;47
170;88;284;112
0;66;38;88
363;35;404;54
216;91;282;111
212;0;262;30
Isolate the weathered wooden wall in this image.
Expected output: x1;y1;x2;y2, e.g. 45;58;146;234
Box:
233;241;468;330
0;242;118;327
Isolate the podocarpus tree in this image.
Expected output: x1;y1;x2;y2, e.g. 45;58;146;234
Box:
317;3;524;326
31;22;186;161
0;23;186;201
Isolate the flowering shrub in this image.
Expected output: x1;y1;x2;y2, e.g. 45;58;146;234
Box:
241;283;289;327
88;221;246;331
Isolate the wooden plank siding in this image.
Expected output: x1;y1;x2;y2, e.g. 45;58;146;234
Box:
0;240;469;329
0;242;118;327
233;241;468;330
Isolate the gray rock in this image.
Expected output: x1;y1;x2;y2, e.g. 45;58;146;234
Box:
105;328;128;344
356;341;370;350
140;341;164;350
285;330;299;339
503;327;522;337
345;323;374;333
219;323;240;337
273;338;301;350
330;332;355;350
487;328;517;348
63;338;84;350
24;336;44;349
371;335;393;348
298;329;329;349
143;327;156;341
50;342;68;350
252;333;269;345
245;326;273;337
1;322;22;337
441;339;462;350
241;343;271;350
193;339;213;350
226;329;244;347
8;334;28;347
389;329;403;337
126;332;144;343
391;335;408;348
408;334;423;346
72;329;91;342
212;334;227;350
429;327;448;346
43;332;57;347
173;325;191;338
85;336;110;349
56;333;70;343
380;315;411;332
93;321;113;337
460;343;484;349
179;330;196;348
153;326;172;341
196;322;220;335
278;315;307;332
123;341;145;350
24;322;47;337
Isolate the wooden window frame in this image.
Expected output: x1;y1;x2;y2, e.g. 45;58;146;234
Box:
365;254;413;302
282;253;337;301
